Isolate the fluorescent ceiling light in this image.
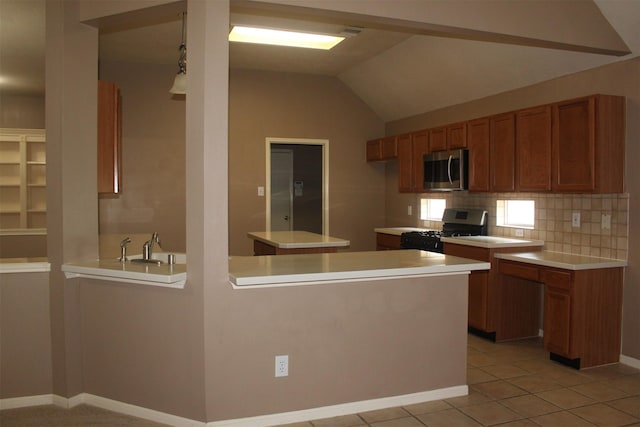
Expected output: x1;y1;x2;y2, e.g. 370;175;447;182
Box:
229;26;345;50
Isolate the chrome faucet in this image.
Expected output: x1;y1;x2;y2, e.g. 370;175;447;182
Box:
119;237;131;262
142;232;160;260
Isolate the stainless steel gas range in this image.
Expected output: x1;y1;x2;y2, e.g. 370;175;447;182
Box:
400;208;488;253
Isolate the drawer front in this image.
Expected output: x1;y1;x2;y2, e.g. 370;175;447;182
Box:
444;243;490;262
376;233;401;250
498;260;540;281
540;268;573;291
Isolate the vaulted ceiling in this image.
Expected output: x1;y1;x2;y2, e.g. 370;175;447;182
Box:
1;0;639;122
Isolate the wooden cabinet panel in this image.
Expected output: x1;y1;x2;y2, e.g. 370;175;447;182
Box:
444;243;490;262
448;122;467;149
381;136;397;159
544;286;572;357
552;97;595;192
498;259;539;281
467;118;490;192
468;271;489;330
428;126;447;152
410;130;428;192
552;95;624;193
376;233;401;250
540;268;572;290
429;122;467;152
516;106;552;191
366;136;397;161
398;131;429;193
366;139;382;161
397;134;413;192
490;113;515;192
98;80;121;194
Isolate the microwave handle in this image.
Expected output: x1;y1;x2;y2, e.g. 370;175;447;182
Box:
447;155;453;184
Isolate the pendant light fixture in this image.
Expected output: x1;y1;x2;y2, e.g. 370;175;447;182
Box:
169;12;187;95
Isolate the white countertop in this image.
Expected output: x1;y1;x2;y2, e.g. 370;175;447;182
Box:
247;231;350;249
0;257;50;273
495;251;627;271
374;227;432;236
62;256;187;289
442;235;545;249
229;249;490;288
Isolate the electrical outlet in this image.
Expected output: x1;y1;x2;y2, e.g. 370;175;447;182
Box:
572;212;581;228
407;205;412;216
257;186;265;196
515;229;524;237
601;213;611;230
275;355;288;377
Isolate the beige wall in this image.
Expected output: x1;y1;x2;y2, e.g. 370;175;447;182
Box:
98;61;186;253
0;272;52;398
0;94;45;129
229;69;385;255
385;57;640;360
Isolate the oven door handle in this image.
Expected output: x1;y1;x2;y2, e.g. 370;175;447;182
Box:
447;155;453;184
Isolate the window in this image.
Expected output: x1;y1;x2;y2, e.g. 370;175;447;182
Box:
420;198;446;221
497;199;535;229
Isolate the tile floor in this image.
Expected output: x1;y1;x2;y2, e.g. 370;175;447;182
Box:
1;334;639;426
286;334;640;427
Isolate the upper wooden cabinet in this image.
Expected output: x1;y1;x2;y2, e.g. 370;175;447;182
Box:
397;130;428;192
516;106;552;191
428;122;467;152
366;136;397;162
490;113;516;192
467;118;490;192
448;122;467;149
98;80;122;194
366;94;625;194
552;95;624;193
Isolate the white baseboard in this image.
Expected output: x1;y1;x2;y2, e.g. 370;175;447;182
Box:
206;385;468;427
620;354;640;370
1;385;467;427
0;394;55;410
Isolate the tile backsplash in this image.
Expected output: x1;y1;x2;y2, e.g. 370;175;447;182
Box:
419;193;629;260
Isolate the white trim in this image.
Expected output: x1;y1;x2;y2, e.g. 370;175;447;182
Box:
0;394;55;410
620;354;640;370
207;385;468;426
0;386;467;427
0;228;47;236
265;137;329;235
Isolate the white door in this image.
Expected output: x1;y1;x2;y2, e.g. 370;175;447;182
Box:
270;149;293;231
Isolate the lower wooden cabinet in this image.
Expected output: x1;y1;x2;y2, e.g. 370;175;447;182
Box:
498;259;623;369
444;243;543;340
543;286;572;357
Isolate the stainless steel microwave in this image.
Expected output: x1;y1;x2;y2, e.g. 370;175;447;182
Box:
423;149;469;191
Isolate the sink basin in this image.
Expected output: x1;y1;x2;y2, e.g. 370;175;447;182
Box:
128;252;187;264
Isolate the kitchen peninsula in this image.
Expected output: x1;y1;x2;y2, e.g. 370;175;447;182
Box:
227;249;491;406
247;230;350;255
